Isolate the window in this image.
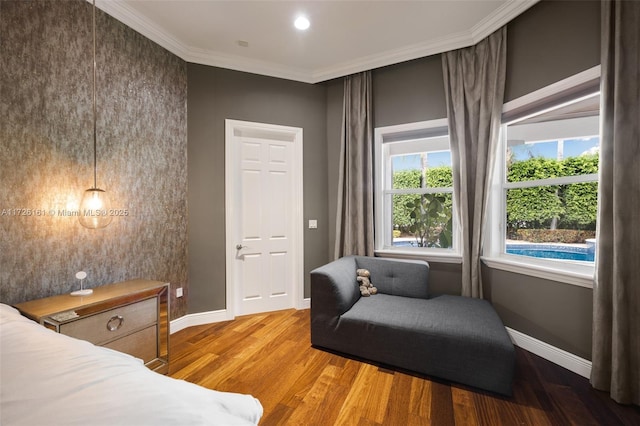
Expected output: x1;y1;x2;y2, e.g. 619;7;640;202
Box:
504;95;599;260
375;119;459;260
485;67;600;286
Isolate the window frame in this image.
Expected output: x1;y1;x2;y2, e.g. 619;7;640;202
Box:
374;119;461;263
483;66;601;288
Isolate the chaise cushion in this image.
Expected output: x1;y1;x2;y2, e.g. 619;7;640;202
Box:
332;293;516;395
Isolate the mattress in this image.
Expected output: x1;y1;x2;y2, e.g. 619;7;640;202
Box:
0;303;262;425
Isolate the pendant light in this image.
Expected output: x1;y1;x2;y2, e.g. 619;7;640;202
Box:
79;0;112;229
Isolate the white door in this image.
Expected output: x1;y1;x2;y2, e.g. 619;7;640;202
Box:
225;120;303;317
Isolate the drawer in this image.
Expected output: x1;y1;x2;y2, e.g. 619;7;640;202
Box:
104;325;157;363
59;297;157;345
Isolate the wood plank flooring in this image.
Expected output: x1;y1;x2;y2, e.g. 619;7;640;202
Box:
169;309;640;425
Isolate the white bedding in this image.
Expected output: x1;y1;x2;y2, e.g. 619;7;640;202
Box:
0;304;263;426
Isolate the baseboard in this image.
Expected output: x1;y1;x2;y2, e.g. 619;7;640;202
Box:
506;327;592;379
170;309;232;334
170;301;310;334
299;298;310;310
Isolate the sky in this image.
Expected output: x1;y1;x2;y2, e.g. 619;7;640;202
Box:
509;136;599;161
392;151;451;171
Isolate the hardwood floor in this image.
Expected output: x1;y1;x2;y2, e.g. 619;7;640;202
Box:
169;309;640;425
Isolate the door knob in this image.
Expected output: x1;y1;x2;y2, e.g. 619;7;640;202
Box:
236;244;245;250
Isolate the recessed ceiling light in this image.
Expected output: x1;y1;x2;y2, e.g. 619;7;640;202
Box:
294;16;310;31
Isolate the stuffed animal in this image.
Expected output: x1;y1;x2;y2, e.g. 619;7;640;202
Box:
356;268;378;297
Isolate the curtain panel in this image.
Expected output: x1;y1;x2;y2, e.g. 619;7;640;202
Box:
334;71;374;259
591;0;640;406
441;27;507;298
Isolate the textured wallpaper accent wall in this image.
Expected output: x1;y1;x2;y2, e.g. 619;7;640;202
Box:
0;0;188;319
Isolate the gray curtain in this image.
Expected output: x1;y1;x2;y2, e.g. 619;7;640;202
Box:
441;27;506;298
334;71;374;258
591;0;640;406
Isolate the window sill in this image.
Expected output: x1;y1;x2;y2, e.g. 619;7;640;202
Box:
375;249;462;264
481;255;594;289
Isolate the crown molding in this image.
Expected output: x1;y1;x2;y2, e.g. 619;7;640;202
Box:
92;0;317;82
93;0;189;59
471;0;538;42
92;0;539;84
310;30;472;83
184;47;315;83
312;0;539;82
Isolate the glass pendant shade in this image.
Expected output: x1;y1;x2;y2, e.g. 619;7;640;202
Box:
78;188;112;229
79;0;112;230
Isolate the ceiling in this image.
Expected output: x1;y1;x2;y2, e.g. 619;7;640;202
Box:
95;0;538;83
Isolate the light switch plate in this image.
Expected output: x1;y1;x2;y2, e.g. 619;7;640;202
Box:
308;220;318;229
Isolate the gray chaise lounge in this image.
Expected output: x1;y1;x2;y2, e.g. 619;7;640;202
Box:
310;256;516;395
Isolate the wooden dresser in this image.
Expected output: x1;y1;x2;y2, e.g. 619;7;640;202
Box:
14;279;170;374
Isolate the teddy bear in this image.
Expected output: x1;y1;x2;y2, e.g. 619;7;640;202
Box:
356;268;377;297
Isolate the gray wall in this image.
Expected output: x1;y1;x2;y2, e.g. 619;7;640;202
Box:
483;265;593;360
373;54;448;128
3;0;602;358
187;64;328;313
0;0;188;319
325;0;600;359
505;0;600;102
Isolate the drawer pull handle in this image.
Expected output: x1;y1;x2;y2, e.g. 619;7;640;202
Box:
106;315;124;331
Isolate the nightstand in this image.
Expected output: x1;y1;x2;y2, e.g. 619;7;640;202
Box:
14;279;170;374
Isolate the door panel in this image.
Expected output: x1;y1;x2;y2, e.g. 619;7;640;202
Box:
234;133;295;315
241;169;262;239
269;252;288;296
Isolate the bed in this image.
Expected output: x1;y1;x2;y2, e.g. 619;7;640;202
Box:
0;303;263;425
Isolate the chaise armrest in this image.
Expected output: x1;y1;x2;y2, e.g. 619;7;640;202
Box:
310;256;431;349
311;256;361;348
310;256;360;320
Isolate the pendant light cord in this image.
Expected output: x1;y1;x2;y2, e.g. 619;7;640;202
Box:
92;0;98;189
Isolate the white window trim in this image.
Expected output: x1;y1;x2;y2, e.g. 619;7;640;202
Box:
484;65;601;289
379;250;462;264
374;119;461;263
481;256;595;288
